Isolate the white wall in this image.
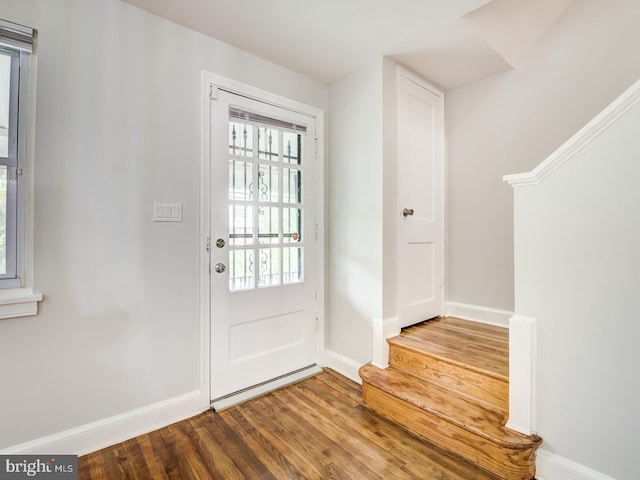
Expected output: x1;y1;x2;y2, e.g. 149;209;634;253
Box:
446;0;640;311
0;0;327;451
327;60;384;364
512;85;640;480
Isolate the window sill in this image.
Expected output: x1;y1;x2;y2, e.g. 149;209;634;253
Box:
0;288;43;320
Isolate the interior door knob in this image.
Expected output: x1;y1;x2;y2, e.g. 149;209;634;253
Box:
214;263;226;273
402;208;414;217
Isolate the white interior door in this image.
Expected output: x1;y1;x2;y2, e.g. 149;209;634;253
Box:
209;89;318;401
397;70;444;328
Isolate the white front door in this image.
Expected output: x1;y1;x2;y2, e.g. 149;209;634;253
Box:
397;70;445;328
209;89;319;401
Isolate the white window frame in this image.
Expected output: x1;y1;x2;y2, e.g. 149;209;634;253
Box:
1;47;24;287
0;19;41;318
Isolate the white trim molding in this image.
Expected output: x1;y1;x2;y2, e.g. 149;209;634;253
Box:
536;449;618;480
324;349;363;385
198;71;213;411
371;316;400;368
504;78;640;187
506;315;536;435
0;391;204;456
0;288;42;320
445;301;512;327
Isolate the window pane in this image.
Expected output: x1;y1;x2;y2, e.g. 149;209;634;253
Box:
257;164;278;202
229;121;253;157
283;247;303;285
283;168;301;203
258;206;279;245
283;132;302;165
229;249;254;291
229;159;253;201
283;208;302;243
229;205;253;246
258;127;279;161
258;248;280;287
0;54;10;158
0;166;6;275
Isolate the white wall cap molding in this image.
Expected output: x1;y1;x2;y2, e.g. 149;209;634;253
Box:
536;449;618;480
504;77;640;187
445;301;512;327
324;349;363;385
0;391;203;456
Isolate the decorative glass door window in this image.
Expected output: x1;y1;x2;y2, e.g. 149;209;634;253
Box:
227;108;305;292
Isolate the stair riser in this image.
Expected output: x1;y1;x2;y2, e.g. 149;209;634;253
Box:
389;345;508;411
362;382;537;480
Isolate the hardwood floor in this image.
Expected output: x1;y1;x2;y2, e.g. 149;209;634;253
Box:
79;369;500;479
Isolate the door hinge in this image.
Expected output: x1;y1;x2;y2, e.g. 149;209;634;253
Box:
315;317;320;332
314;224;319;241
210;85;218;100
206;237;212;252
314;137;318;154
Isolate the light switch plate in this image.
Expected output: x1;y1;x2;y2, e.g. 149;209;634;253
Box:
153;202;182;222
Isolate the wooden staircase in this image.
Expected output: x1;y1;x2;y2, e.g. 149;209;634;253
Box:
359;317;542;480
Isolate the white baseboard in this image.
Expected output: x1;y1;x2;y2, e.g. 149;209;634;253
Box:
536;449;617;480
1;390;204;456
445;301;513;327
324;349;363;385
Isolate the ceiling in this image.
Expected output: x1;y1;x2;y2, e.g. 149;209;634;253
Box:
120;0;575;89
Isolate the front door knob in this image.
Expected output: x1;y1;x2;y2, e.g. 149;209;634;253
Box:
402;208;414;217
214;263;226;273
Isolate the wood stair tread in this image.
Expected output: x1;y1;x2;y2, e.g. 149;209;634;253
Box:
410;317;508;342
390;317;509;379
359;364;537;450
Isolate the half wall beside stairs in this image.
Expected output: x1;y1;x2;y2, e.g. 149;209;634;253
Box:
505;78;640;480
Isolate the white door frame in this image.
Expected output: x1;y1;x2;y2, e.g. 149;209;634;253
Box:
198;71;326;409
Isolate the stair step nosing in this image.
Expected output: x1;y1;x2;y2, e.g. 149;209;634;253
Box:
360;367;536;450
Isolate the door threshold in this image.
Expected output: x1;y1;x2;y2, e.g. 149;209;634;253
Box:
211;365;323;411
